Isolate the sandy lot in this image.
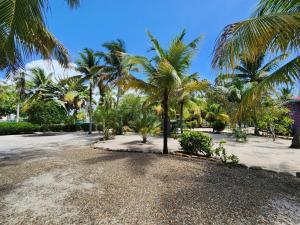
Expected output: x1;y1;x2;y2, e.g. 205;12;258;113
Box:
0;132;300;224
95;132;300;175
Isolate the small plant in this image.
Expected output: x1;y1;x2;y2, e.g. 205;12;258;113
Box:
179;131;213;156
233;128;247;142
214;140;239;166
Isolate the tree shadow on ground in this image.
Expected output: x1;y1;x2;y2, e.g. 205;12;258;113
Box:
155;157;300;224
83;151;158;176
0;149;46;163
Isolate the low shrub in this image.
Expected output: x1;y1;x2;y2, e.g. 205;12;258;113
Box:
233;128;247;142
214;140;239;166
80;123;97;132
0;122;40;135
212;120;226;132
186;120;198;129
179;131;213;156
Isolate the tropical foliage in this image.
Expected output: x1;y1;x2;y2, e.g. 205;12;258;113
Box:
0;0;80;74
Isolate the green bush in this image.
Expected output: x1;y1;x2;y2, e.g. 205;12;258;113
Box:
0;122;40;135
233;128;247;142
212;120;226;132
80;123;97;132
27;101;67;125
179;131;213;156
186;120;198;129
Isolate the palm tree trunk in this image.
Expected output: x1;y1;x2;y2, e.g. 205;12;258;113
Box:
291;125;300;148
116;86;121;107
179;101;184;134
162;92;169;154
16;101;20;123
88;83;93;135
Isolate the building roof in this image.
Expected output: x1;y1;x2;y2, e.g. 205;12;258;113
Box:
286;96;300;104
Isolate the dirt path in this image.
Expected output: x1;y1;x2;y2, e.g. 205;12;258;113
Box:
0;146;300;225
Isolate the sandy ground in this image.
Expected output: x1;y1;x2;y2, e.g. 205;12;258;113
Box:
0;132;300;224
95;132;300;175
1;145;300;224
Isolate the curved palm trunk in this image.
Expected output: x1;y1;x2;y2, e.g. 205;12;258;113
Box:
179;101;184;134
162;92;169;154
291;125;300;149
88;83;93;134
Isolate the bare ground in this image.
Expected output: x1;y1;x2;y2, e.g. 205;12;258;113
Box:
0;145;300;225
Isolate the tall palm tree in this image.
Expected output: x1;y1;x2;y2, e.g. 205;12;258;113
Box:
213;0;300;148
76;48;103;134
126;30;202;154
0;0;80;74
99;39;133;106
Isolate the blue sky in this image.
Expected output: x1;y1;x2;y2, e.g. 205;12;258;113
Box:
45;0;256;81
1;0;256;81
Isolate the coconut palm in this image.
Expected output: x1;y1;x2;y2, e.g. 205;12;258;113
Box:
176;73;208;133
213;0;300;148
99;39;134;106
0;0;80;74
205;104;230;133
76;48;103;134
126;30;202;154
219;53;286;134
57;76;88;118
27;67;53;101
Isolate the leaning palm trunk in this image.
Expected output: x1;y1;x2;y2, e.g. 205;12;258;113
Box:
291;126;300;149
162;92;169;154
88;83;93;134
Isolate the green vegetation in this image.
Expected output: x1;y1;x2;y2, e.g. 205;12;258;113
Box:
180;131;213;156
0;122;40;135
1;0;299;152
26;101;67;125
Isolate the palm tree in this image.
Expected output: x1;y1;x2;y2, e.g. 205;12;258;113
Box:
233;54;286;134
205;104;230;133
176;73;208;133
56;76;88;119
27;67;53;101
126;30;202;154
213;0;300;147
99;39;133;106
0;0;80;74
76;48;103;134
14;71;26;122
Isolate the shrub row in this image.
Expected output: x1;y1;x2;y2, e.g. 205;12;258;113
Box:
0;122;100;135
0;122;40;135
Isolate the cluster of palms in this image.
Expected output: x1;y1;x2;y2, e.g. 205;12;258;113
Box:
213;0;300;148
2;0;300;149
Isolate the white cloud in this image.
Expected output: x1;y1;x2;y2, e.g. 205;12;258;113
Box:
25;59;79;80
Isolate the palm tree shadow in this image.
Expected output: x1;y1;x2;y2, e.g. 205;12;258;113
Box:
155;159;300;223
83;151;158;175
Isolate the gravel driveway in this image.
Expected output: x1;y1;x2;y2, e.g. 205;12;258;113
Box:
0;141;300;224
